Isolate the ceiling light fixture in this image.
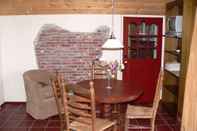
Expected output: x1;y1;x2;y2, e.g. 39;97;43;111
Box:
102;0;123;49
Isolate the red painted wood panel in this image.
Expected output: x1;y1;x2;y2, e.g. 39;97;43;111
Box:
123;17;163;104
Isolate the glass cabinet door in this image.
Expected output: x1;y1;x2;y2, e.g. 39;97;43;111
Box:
127;22;158;59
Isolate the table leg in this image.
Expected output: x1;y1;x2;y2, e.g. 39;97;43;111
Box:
101;104;127;131
100;103;127;131
112;103;127;131
100;104;113;118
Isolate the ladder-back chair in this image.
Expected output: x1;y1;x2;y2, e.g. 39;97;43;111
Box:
125;71;164;131
61;77;117;131
50;73;65;131
92;60;118;116
92;60;118;80
92;60;108;79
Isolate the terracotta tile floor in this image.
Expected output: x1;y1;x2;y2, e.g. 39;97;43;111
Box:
0;103;180;131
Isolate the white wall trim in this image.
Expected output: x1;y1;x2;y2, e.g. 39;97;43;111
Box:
0;30;4;105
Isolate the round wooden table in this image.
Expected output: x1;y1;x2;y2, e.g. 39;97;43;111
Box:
77;79;143;104
77;79;143;131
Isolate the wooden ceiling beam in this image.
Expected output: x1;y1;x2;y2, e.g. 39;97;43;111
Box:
0;0;168;15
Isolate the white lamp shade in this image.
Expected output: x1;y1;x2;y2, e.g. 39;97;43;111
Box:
102;38;123;49
99;50;122;61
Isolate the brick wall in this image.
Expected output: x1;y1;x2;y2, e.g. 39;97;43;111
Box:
34;24;109;83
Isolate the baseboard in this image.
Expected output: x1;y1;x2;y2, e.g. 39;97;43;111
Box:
0;101;26;109
2;101;26;104
0;102;4;110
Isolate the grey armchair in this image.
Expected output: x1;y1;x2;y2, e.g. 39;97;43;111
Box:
23;69;58;119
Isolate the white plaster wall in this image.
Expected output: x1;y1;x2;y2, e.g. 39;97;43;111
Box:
0;14;164;102
0;31;4;105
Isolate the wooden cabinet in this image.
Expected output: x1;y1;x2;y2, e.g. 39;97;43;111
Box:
162;35;181;115
162;0;183;116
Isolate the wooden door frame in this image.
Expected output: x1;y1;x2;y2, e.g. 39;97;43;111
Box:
181;8;197;131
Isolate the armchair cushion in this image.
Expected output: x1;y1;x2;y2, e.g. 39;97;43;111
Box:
38;85;54;99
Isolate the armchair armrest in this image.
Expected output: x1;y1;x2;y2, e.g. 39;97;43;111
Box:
37;81;49;87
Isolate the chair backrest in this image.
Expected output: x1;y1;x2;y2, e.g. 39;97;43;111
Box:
92;60;117;80
24;69;54;85
152;70;164;117
50;72;64;122
61;77;96;131
92;60;108;79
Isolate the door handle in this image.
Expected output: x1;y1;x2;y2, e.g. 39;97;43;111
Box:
124;60;128;64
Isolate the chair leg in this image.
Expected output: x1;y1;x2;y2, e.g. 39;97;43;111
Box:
60;121;63;131
112;104;120;114
60;120;66;131
124;118;129;131
113;124;118;131
151;118;155;131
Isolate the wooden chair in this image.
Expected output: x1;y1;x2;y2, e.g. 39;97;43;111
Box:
92;60;108;80
92;59;118;80
61;77;117;131
50;72;65;131
92;60;118;116
125;71;163;131
92;60;108;116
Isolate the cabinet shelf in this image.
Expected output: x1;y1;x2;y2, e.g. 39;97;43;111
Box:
164;85;178;95
129;46;156;49
163;34;182;39
128;43;156;49
165;50;180;56
129;39;156;43
162;102;177;116
164;68;180;78
129;34;158;38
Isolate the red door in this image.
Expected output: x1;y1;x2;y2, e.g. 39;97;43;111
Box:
123;17;163;104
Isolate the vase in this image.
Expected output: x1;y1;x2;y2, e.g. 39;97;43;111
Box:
106;74;112;89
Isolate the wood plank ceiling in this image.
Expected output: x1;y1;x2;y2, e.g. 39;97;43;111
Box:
0;0;175;15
